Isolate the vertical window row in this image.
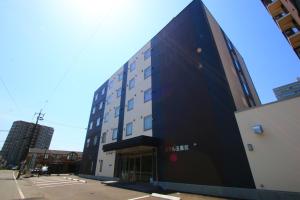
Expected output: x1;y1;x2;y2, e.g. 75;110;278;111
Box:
225;36;255;107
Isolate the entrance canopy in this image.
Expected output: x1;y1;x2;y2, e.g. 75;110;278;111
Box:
102;135;159;152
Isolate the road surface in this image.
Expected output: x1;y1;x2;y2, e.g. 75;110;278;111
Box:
0;170;226;200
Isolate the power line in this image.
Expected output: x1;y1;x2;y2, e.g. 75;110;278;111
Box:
42;3;115;111
0;75;20;111
43;119;86;130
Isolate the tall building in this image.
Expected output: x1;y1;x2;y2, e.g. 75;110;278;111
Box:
261;0;300;58
81;0;261;198
273;78;300;100
1;121;54;166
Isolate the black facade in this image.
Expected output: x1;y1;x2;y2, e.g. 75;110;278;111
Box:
151;0;255;188
81;81;108;174
81;0;258;190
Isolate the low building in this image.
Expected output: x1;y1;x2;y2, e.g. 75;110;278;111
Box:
235;96;300;194
273;78;300;100
1;121;54;167
26;148;82;174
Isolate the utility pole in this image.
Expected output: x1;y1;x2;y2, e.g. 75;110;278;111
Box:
17;109;45;179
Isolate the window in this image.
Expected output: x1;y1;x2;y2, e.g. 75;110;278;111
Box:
92;107;96;114
95;93;98;101
226;37;233;50
115;106;120;118
233;56;241;71
108;80;114;89
129;78;135;90
130;61;136;72
126;122;133;136
99;160;103;172
99;102;103;110
89;121;93;130
104;112;109;123
93;136;98;146
144;115;152;131
101;88;105;95
144;66;151;79
127;98;134;111
101;132;106;143
44;154;48;159
144;88;152;102
112;128;118;140
116;88;122;98
96;117;100;127
118;72;123;81
242;82;250;96
86;138;90;147
144;48;151;60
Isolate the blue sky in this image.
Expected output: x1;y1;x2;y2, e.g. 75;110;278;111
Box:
0;0;299;151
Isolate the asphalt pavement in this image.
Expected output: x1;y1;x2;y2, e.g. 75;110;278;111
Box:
0;170;226;200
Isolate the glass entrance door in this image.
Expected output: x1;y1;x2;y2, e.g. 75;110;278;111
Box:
118;152;155;183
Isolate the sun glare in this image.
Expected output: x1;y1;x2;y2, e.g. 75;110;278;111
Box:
68;0;131;22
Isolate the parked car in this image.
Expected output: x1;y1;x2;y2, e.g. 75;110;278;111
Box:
41;166;49;175
11;165;19;170
30;168;40;175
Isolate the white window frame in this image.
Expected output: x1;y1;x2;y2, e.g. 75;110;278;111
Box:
129;61;136;72
144;115;152;131
89;121;93;130
127;98;134;111
93;136;98;146
115;106;120;118
96;117;101;127
144;66;151;79
116;88;122;98
129;78;135;90
126;122;133;136
144;48;151;60
144;88;152;102
112;128;118;140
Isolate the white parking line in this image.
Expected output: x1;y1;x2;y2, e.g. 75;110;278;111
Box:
36;181;79;186
29;177;85;189
33;180;74;184
12;172;25;199
39;182;84;188
128;195;150;200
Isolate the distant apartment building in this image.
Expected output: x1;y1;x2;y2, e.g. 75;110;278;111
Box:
261;0;300;58
273;78;300;100
1;121;54;166
25;148;82;174
81;0;263;198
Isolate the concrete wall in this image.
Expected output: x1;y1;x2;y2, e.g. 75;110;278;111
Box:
123;42;152;140
96;66;123;177
95;42;152;177
235;96;300;193
204;7;261;110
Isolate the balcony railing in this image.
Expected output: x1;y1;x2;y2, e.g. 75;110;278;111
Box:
277;13;294;31
289;31;300;48
267;0;283;17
